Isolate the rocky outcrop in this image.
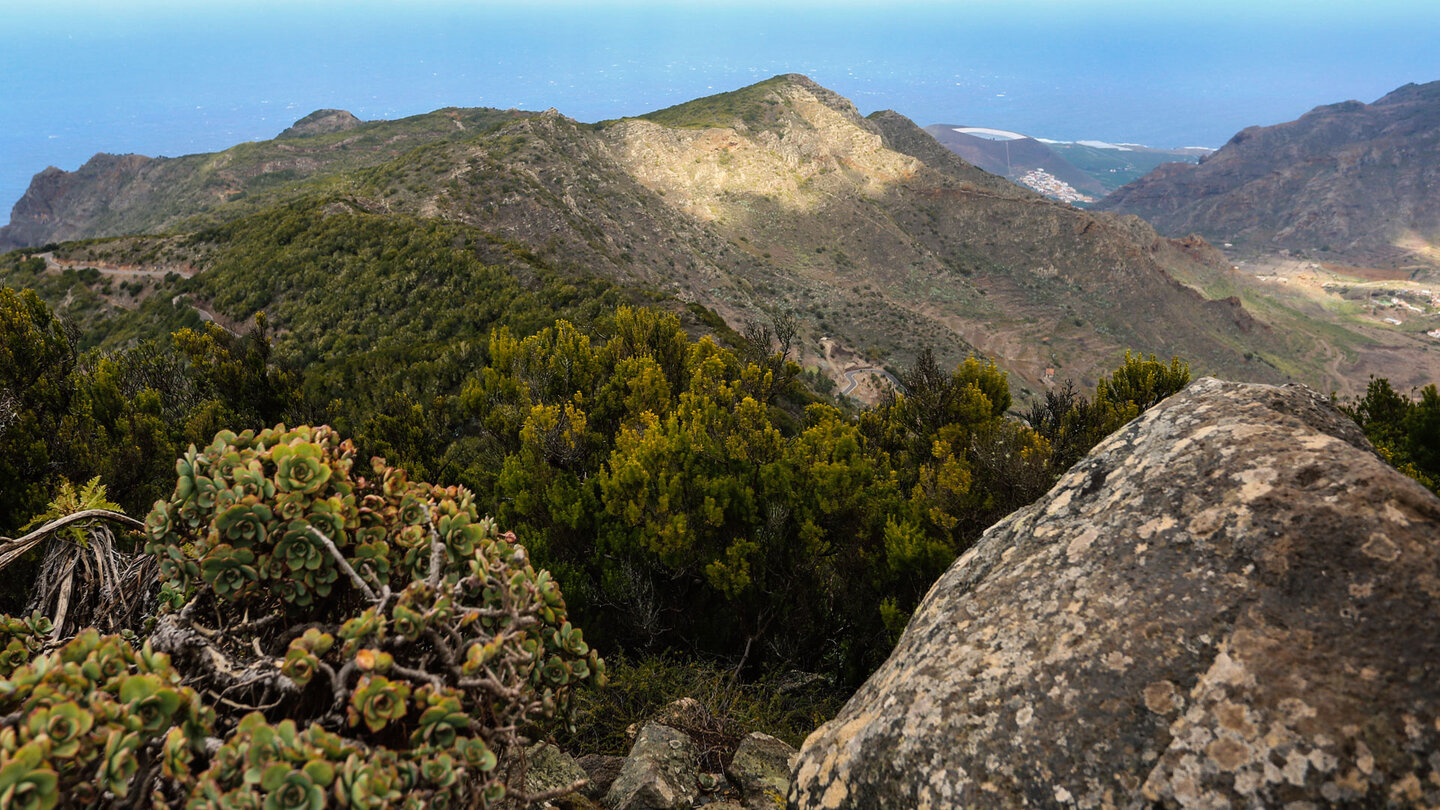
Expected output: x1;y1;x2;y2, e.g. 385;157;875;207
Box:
791;378;1440;809
0;154;158;250
606;722;700;810
277;109;362;139
1097;80;1440;268
522;742;589;799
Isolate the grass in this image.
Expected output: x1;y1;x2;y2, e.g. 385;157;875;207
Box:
555;653;848;764
631;76;791;131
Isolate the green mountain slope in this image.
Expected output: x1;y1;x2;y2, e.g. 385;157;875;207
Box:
0;107;529;249
1;75;1396;398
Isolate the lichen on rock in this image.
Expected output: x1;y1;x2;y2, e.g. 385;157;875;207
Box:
790;378;1440;809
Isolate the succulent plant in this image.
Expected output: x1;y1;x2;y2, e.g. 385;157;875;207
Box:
349;675;411;733
24;702;93;758
258;764;328;810
0;613;51;678
200;544;259;598
0;630;211;805
0;743;59;810
118;425;605;806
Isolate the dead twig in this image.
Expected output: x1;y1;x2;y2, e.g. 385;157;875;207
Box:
0;509;144;569
308;526;377;602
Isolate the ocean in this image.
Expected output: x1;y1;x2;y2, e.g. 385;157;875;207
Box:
3;0;1438;225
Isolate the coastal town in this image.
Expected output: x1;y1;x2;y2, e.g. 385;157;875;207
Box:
1015;168;1096;205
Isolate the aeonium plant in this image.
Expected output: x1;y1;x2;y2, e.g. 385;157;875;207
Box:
133;424;603;808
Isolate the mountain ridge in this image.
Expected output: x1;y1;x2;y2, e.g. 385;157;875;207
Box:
1096;79;1440;271
3;74;1415;397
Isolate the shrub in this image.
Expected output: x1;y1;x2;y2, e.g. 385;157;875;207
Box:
0;423;602;809
0;630;213;808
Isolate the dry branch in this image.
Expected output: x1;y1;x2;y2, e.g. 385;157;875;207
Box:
0;508;144;569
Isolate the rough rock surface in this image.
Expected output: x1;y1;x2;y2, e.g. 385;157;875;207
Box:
577;755;626;800
725;733;796;809
277;108;362;139
606;722;700;810
791;378;1440;809
522;741;589;799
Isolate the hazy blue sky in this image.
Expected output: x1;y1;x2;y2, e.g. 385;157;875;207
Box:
3;0;1439;222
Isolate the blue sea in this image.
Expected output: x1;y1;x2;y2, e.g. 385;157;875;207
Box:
3;0;1439;225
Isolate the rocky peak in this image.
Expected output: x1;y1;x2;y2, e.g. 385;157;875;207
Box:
1375;79;1440;107
277;109;362;139
771;73;866;122
0;153;157;251
605;78;921;220
792;377;1440;808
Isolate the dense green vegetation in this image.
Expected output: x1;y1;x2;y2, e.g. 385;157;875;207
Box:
630;75;793;131
8;215;1437;802
1;231;1193;683
1341;377;1440;492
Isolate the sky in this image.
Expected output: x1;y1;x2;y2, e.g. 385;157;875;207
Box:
2;0;1439;223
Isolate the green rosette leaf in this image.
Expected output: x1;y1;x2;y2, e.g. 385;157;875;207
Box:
24;702;93;759
260;766;325;810
0;743;59;810
347;676;410;733
98;730;141;797
214;502;274;548
145;502;174;543
454;738;496;773
272;443;332;495
274;524;324;573
200;545;259;599
280;649;319;688
418;753;456;789
120;673;184;732
411;695;468;748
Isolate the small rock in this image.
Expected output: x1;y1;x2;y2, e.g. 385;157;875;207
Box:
576;754;626;800
605;722;700;810
626;697;714;741
523;742;589;799
724;733;796;809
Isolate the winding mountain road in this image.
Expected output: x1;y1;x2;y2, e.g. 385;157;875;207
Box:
840;366;903;397
36;251;196;280
32;251;236;334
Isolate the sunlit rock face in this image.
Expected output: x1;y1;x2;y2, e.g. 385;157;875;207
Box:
791;377;1440;810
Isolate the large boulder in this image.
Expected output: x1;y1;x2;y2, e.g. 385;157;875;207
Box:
791;378;1440;809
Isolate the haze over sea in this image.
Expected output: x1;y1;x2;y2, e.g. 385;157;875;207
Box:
3;0;1439;226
